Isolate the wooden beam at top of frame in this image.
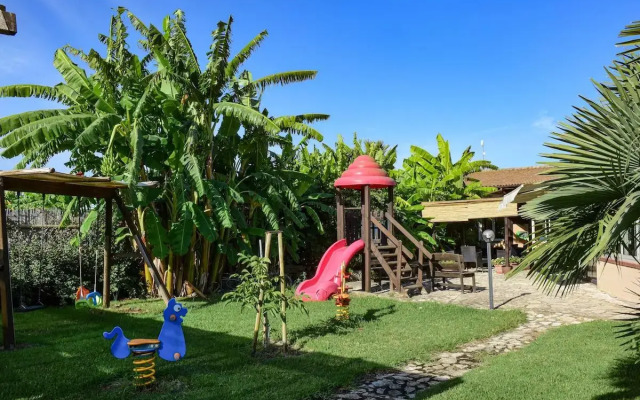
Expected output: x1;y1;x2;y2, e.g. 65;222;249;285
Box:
0;5;17;36
0;168;54;176
1;178;117;198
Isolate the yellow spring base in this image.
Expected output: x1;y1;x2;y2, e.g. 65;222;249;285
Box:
132;350;157;387
336;305;349;320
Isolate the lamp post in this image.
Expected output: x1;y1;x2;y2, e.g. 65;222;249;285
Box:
482;229;495;310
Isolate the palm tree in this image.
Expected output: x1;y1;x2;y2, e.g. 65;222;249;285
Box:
515;22;640;296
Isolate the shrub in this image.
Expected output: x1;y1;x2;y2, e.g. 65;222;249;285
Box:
9;221;144;306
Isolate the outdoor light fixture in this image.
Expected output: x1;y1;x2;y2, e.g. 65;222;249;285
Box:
482;229;495;310
482;229;495;243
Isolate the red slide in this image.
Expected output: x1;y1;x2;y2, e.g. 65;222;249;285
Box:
295;239;365;301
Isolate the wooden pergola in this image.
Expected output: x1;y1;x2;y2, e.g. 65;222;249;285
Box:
0;4;17;36
0;168;170;350
421;184;546;267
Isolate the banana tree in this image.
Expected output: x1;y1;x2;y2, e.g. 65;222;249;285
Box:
0;9;330;295
391;134;496;251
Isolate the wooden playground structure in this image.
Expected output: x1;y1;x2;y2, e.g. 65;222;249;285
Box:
334;155;435;294
0;168;170;350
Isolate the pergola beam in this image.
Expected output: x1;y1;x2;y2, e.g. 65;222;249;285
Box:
2;178;117;198
0;168;165;349
114;195;170;304
0;5;16;36
0;180;15;349
103;198;112;308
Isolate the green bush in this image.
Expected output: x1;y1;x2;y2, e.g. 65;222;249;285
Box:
491;256;521;266
8;221;144;306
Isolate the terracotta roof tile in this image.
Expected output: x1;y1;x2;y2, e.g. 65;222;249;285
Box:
466;166;554;188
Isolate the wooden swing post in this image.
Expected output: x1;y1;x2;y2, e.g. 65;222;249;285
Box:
252;232;272;355
277;231;287;352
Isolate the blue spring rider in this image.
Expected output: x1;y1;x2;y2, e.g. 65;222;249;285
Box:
103;299;188;386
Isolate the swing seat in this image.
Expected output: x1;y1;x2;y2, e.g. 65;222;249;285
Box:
76;286;91;300
75;299;91;309
86;291;103;307
16;304;45;312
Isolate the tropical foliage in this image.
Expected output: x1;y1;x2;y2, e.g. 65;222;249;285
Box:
514;22;640;295
392;134;496;251
297;133;397;196
222;252;307;354
0;9;329;295
292;133;397;262
0;9;499;299
393;134;496;204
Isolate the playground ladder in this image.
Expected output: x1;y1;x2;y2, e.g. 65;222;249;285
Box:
369;213;433;295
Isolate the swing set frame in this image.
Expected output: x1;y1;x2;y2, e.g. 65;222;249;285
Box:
0;168;171;350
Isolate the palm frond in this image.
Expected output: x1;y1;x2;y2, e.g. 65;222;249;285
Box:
226;30;268;78
244;70;317;92
0;84;71;104
212;102;280;134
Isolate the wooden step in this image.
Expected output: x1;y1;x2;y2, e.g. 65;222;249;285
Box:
371;265;413;274
376;245;396;251
403;283;424;296
403;283;424;290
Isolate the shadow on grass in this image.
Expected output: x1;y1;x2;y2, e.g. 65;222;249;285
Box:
0;303;391;400
417;376;464;398
593;355;640;400
289;305;397;347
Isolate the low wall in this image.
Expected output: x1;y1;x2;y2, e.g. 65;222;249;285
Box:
597;258;640;302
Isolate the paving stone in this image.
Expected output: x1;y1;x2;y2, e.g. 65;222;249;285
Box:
338;394;362;399
330;272;633;400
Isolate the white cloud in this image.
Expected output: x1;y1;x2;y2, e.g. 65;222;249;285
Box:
532;112;556;131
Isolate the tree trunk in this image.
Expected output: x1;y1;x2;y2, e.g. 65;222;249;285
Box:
201;239;211;292
136;206;154;294
166;251;174;296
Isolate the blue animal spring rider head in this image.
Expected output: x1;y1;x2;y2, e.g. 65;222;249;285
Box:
103;298;188;386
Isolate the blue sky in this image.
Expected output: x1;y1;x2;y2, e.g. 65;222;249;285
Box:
1;0;639;171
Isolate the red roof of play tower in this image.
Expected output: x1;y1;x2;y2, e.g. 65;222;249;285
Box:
334;155;396;189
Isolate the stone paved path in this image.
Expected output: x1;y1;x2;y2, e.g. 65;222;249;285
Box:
354;272;633;320
331;273;635;400
332;311;592;400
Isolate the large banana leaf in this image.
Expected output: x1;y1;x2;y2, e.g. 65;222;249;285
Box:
186;201;217;241
144;210;170;259
169;212;194;256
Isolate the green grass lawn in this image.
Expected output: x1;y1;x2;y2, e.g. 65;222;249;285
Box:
0;295;523;400
421;320;640;400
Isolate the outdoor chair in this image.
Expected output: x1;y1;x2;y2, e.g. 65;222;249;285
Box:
431;253;476;293
461;245;483;270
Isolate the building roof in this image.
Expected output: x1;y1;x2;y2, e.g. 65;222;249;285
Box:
466;166;554;189
421;197;519;222
334;155;396;190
